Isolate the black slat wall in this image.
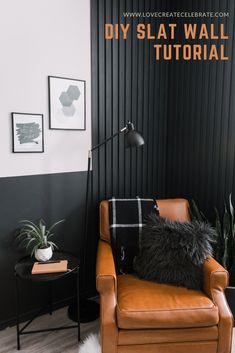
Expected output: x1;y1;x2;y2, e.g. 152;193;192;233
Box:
165;0;235;218
91;0;235;222
91;0;170;205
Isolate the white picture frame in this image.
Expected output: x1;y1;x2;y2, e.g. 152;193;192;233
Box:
48;76;86;130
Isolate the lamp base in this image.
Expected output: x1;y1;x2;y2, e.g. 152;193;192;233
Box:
68;298;99;323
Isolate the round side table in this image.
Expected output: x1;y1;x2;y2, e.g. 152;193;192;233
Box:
14;251;80;350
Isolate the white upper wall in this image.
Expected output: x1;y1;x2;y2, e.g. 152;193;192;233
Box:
0;0;91;177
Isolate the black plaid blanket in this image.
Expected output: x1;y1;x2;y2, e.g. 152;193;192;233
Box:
109;197;159;274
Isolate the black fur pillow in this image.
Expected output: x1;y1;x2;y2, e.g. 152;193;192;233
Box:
133;214;215;290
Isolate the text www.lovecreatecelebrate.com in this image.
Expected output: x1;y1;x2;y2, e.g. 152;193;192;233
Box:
123;12;229;18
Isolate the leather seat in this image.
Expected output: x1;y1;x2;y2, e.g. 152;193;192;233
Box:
117;274;218;329
96;198;233;353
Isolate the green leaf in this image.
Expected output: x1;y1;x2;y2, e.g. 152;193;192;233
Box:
48;219;65;233
189;200;203;221
26;238;36;249
47;233;54;239
229;194;234;223
214;208;222;262
48;241;58;250
20;224;42;238
31;244;39;257
223;205;230;235
222;204;232;269
20;220;42;233
39;219;46;237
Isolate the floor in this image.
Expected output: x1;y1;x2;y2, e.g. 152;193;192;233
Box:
0;308;234;353
0;307;99;353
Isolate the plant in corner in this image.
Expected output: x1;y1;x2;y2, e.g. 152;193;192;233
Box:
214;195;235;286
190;195;235;322
190;195;235;285
17;218;64;261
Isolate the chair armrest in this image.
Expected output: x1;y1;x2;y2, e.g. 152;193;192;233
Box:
96;239;117;294
96;240;118;353
203;257;233;353
203;256;228;298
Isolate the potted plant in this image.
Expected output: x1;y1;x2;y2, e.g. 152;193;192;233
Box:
17;218;64;261
190;195;235;320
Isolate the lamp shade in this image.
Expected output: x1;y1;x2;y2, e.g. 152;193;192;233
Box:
125;122;145;148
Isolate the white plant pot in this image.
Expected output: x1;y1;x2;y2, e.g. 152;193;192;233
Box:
35;246;53;262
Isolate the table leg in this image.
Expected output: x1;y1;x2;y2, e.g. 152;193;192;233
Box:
15;275;20;350
77;269;80;341
48;282;53;315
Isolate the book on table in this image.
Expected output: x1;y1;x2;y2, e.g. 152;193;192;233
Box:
32;260;68;274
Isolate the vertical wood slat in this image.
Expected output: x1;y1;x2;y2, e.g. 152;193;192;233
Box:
105;1;113;198
91;0;99;205
112;0;119;196
131;0;138;196
97;0;106;201
124;0;132;197
142;0;150;197
120;0;126;197
226;1;235;196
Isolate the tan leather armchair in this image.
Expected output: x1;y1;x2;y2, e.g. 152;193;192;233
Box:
96;198;233;353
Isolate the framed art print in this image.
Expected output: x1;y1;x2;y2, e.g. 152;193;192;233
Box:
12;113;44;153
48;76;86;130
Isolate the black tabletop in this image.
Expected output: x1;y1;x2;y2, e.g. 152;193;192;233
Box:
15;251;80;282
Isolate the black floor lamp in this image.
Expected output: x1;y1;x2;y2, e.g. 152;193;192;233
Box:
68;122;144;322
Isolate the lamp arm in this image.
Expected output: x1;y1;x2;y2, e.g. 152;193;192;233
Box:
89;126;127;154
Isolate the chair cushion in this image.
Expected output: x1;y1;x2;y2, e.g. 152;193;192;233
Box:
117;275;219;329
